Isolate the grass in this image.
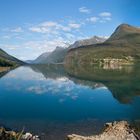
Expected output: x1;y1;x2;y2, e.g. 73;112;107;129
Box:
0;57;17;67
65;24;140;66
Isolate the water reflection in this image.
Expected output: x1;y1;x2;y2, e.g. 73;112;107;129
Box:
65;64;140;104
0;64;140;140
1;64;140;104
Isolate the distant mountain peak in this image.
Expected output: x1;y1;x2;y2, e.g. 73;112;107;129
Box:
118;23;132;28
30;46;67;64
55;46;64;51
108;23;140;41
116;23;139;32
65;23;140;68
69;36;106;49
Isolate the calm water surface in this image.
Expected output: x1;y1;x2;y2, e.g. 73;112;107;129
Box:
0;64;140;140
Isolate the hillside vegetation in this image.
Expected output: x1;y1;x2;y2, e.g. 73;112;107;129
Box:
65;24;140;67
31;36;106;64
0;48;24;67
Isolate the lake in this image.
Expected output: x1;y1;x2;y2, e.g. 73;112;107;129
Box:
0;64;140;140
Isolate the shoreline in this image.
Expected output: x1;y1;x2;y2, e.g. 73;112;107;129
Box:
0;67;11;73
0;127;40;140
0;121;139;140
67;121;139;140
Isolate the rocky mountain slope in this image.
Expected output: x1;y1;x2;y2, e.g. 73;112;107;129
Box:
32;46;68;64
69;36;106;49
65;24;140;67
30;52;51;64
31;36;106;64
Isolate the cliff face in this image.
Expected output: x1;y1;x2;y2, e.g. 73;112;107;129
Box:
67;121;139;140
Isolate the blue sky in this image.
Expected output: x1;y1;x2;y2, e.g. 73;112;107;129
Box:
0;0;140;60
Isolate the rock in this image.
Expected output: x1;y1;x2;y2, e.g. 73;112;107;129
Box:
22;132;32;139
67;121;139;140
22;132;40;140
33;135;40;140
0;127;40;140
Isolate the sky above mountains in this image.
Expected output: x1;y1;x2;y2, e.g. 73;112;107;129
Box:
0;0;140;60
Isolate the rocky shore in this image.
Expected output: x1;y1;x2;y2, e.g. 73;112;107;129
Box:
0;121;139;140
67;121;139;140
0;127;40;140
0;67;10;73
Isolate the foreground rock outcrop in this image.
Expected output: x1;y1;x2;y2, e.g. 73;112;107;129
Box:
1;121;139;140
67;121;139;140
0;127;40;140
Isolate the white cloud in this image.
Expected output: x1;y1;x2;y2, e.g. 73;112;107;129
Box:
2;35;11;39
8;47;16;50
29;27;42;32
68;23;81;29
65;33;75;41
103;17;112;21
99;12;112;17
29;26;59;34
60;26;71;31
0;11;112;61
99;12;112;22
10;27;23;32
87;12;112;24
27;86;46;94
87;17;99;23
1;34;24;40
79;7;91;14
23;38;66;52
29;21;61;33
0;19;84;60
0;37;67;60
29;21;81;34
40;21;58;27
0;44;18;50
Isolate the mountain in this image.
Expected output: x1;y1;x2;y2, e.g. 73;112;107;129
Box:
107;24;140;41
44;46;68;64
30;52;51;64
32;46;68;64
69;36;106;49
65;24;140;67
30;64;140;104
31;36;106;64
0;48;24;66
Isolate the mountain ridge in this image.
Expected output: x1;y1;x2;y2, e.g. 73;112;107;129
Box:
30;36;106;64
65;23;140;66
0;48;24;66
31;46;67;64
69;36;106;49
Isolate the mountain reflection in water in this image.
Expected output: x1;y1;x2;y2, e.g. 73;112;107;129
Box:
0;64;140;140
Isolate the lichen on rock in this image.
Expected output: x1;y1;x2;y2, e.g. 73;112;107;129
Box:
67;121;139;140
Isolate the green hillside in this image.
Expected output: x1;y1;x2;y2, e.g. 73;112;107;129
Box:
0;48;24;67
65;24;140;67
